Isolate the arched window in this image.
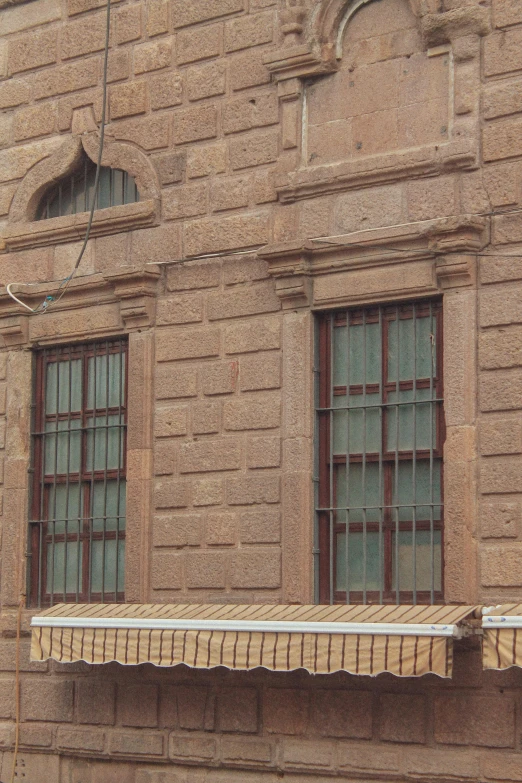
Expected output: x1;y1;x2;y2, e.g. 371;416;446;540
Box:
36;154;140;220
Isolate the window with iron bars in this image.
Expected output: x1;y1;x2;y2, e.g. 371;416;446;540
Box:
29;339;127;607
316;300;444;605
36;155;139;221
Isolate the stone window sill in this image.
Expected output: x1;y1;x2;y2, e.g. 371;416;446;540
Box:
3;199;159;252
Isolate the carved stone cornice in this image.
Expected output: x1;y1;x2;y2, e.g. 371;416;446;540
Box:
260;215;487;306
264;44;334;82
104;266;161;330
0;314;28;347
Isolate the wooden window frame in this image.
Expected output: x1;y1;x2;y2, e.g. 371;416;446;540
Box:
317;299;444;605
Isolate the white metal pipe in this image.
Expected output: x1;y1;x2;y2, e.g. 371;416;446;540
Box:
483;616;522;629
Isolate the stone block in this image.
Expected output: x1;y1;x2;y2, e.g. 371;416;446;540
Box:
283;738;335;770
218;688;258;733
378;694;426;744
231;49;271;91
154;441;177;475
240;352;281;391
179;439;241;473
156;327;220;362
481;254;522;284
480;418;522;455
485;29;522;77
0;681;14;719
14;104;55;141
221;737;273;764
187;61;226;102
77;681;115;725
155;364;197;400
225;11;273;52
185;212;270;257
176;25;221;65
173;104;218;145
483;286;522;331
150;73;183;111
481;544;522;587
110;81;147;119
119;684;158;728
19;724;53;748
154;477;189;509
57;727;105;752
22;680;74;723
135;40;172;74
0;79;30;109
163;183;207;221
172;0;244;28
131;224;182;265
223;256;268;285
147;0;168;36
229;130;278;170
185;551;227;588
169;735;216;761
406;176;456;222
114;5;142;44
151;551;183;590
337;743;400;774
224;317;280;354
240;508;280;543
157;294;203;325
154;151;186;187
192;401;221;434
154;405;188;438
264;688;308;735
8;29;57;73
33;58;98;100
210;175;250;212
493;0;522;28
0;114;12;150
246;436;280;469
480;327;522;370
153;513;202;548
485;80;522;121
224;392;281;431
480;501;521;539
227;473;279;505
208;281;279;321
230;548;281;588
3;0;61;34
311;690;373;739
61;13;107;59
480;369;522;412
434;693;515;747
206;512;236;545
192;477;223;506
200;361;238;396
109;730;164;756
110;115;170;150
333;183;404;234
481;456;522;493
403;748;479;780
187;142;227;179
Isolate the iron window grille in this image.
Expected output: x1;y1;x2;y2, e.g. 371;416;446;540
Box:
29;339;128;607
36;156;139;220
316;300;444;605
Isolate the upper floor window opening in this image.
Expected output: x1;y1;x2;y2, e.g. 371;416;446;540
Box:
36;154;140;221
316;299;444;606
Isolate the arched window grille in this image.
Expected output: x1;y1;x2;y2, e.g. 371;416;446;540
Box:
36;155;139;220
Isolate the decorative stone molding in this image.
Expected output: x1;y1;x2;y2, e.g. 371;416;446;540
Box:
260;215;487;307
104;266;161;330
4;133;160;252
0;314;28;347
421;6;491;47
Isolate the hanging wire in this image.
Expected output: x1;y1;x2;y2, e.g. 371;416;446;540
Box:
6;0;112;317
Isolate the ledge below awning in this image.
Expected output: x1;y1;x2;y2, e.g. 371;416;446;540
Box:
483;604;522;670
31;603;478;678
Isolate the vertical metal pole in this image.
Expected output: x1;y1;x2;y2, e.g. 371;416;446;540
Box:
51;352;60;605
88;343;97;602
101;341;110;600
378;306;383;603
430;302;435;603
412;304;417;604
329;314;335;604
394;306;400;604
362;309;367;604
345;311;350;603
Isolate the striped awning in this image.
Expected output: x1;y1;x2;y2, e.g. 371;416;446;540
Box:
483;604;522;670
31;603;477;678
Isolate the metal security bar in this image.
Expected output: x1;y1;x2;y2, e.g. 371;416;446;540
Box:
316;301;444;605
36;157;139;220
29;339;127;607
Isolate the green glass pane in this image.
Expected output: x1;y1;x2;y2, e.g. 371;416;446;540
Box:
87;352;126;410
97;167;112;210
388;313;436;382
112;169;124;206
46;541;82;595
91;480;126;532
90;539;125;594
391;459;442;521
44;419;81;475
86;415;124;471
386;387;437;451
47;484;82;534
332;320;381;387
391;529;441;592
335;531;382;592
333;398;381;455
45;359;82;414
335;461;382;523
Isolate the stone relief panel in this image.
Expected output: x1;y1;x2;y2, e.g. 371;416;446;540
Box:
304;0;451;167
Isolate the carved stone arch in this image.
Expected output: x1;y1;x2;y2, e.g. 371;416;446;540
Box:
9;133;160;224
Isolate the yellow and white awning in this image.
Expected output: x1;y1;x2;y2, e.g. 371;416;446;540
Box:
31;603;477;678
483;604;522;670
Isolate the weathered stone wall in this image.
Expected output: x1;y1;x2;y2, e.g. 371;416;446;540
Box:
0;0;522;779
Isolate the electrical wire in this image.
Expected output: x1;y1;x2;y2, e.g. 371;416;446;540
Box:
6;0;112;317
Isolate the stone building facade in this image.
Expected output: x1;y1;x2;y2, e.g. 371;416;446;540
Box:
0;0;522;780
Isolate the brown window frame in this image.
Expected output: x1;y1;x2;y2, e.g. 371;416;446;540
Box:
316;299;444;605
29;338;128;607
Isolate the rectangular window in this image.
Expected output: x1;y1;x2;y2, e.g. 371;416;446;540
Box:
316;301;443;604
29;339;127;606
